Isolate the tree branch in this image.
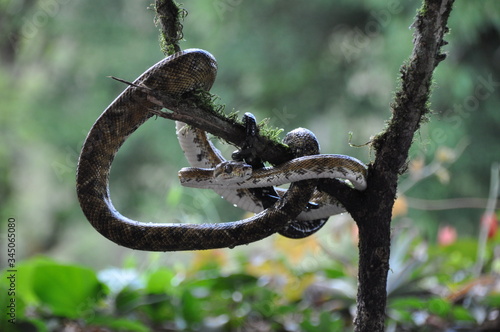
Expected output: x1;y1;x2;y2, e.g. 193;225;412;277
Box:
151;0;295;164
350;1;455;331
152;1;455;330
141;89;295;164
154;0;184;55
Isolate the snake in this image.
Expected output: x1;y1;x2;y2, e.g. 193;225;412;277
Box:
179;156;367;191
76;48;322;251
175;122;368;238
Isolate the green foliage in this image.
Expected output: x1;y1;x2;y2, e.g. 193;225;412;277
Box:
1;0;498;263
32;262;104;318
2;225;499;331
1;0;499;330
87;316;150;332
300;311;346;331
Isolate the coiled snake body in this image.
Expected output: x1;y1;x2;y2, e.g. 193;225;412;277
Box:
76;49;368;251
175;122;367;238
77;49;322;251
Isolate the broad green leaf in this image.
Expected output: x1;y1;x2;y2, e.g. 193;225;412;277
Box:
7;256;56;306
427;297;451;317
115;286;144;314
32;262;104;318
146;268;176;294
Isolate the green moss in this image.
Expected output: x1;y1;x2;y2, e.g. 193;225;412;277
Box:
417;1;428;16
154;0;186;55
153;0;282;147
190;90;226;116
258;118;284;143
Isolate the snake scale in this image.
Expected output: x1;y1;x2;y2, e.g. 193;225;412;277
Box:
76;49;326;251
175;122;367;238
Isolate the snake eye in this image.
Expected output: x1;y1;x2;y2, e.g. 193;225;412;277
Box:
224;164;233;174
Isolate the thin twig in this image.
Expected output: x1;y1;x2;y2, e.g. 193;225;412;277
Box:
398;138;469;194
474;163;500;276
406;197;500;211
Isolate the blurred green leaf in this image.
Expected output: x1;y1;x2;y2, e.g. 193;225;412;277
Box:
88;315;150;332
32;262;104;318
166;185;183;208
2;0;500;330
181;289;203;325
388;297;427;324
323;267;346;279
10;256;56;306
115;286;144;314
484;294;500;307
210;273;259;291
300;310;345;331
389;297;427;311
145;268;176;294
136;294;174;324
451;306;475;322
427;298;452;317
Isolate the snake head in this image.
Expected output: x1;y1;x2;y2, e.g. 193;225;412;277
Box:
283;128;320;157
214;161;252;184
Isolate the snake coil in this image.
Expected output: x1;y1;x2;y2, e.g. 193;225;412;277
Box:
76;49;322;251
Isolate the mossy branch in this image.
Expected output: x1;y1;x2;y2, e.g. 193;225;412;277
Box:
358;1;454;330
151;2;455;330
317;1;455;331
154;0;185;55
152;0;293;164
319;0;455;217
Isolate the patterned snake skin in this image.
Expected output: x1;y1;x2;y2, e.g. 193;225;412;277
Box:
175;122;367;238
76;49;320;251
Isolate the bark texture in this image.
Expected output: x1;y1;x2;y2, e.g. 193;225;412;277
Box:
154;0;456;330
350;1;454;330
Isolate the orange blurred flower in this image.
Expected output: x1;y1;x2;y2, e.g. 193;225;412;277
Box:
393;195;408;217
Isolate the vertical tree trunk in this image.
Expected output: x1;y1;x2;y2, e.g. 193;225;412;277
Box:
352;1;455;330
154;0;456;330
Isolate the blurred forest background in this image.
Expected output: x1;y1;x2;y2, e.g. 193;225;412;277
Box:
0;0;499;330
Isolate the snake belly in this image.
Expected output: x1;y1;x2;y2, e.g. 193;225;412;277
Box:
176;122;336;238
76;49;318;251
176;123;368;220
